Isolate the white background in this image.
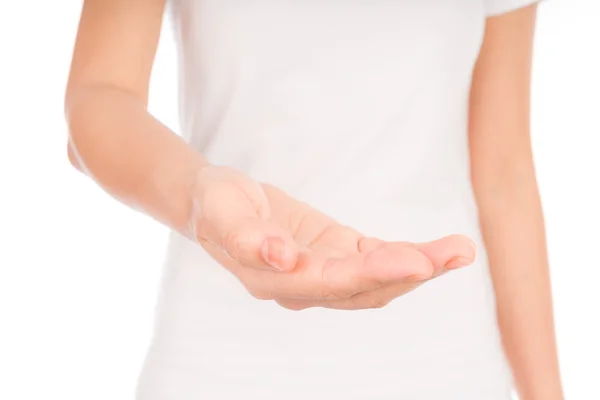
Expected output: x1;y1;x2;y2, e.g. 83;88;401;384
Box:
0;1;598;399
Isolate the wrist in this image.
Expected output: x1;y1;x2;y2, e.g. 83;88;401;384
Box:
184;161;213;242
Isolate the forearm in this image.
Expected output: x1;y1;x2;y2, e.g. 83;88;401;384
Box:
65;85;209;237
474;168;563;399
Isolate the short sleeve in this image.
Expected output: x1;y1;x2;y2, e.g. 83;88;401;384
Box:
484;0;544;17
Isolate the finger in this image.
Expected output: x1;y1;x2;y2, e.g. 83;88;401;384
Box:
269;243;433;300
357;237;389;253
274;236;478;310
360;235;477;276
223;217;299;272
411;234;477;275
197;183;298;272
313;235;478;309
303;222;365;254
318;235;478;309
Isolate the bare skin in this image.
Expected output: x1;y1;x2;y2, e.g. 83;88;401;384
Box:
470;5;564;399
66;0;563;398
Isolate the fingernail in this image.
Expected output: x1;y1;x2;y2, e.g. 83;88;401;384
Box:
261;237;286;271
444;256;472;270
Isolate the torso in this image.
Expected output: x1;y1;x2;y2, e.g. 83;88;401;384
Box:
137;1;514;398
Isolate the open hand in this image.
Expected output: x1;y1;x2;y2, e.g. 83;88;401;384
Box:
190;165;476;310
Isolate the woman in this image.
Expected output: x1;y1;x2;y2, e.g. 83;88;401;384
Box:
65;0;563;399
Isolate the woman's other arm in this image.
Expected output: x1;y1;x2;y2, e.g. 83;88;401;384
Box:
469;5;564;399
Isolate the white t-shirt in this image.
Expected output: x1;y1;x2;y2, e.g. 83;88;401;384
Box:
137;1;542;399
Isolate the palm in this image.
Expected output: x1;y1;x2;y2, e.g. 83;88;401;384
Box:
263;183;363;258
259;184;467;309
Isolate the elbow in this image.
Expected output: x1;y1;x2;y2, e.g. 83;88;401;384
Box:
471;166;540;217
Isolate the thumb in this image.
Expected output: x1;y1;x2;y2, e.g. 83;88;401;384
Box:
219;217;298;272
194;180;298;272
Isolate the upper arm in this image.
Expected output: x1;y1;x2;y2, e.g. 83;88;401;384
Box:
468;4;538;188
65;0;166;107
